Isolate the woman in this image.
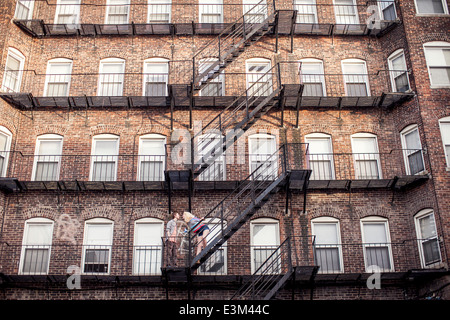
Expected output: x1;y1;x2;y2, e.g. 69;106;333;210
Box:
183;211;210;258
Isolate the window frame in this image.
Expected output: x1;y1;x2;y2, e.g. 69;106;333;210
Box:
98;58;126;96
82;218;114;275
54;0;81;24
248;133;277;180
311;216;344;273
414;0;449;15
414;209;442;268
197;133;226;181
90;134;120;181
0;126;12;177
387;49;411;93
105;0;130;24
341;58;370;97
147;0;172;23
400;124;426;175
350;132;382;180
19;217;54;275
138;133;166;182
360;216;394;272
198;58;225;97
14;0;35;20
333;0;360;25
305;133;335;180
438;116;450;168
294;0;319;24
299;58;326;97
31;134;64;182
245;58;273;97
143;58;169;96
250;217;280;274
133;217;164;275
199;0;224;23
2;48;25;93
43;58;73;97
423;41;450;88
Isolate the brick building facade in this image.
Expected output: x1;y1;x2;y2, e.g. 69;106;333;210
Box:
0;0;448;300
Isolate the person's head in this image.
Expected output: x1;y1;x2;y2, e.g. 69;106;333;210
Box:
173;212;180;220
183;211;194;223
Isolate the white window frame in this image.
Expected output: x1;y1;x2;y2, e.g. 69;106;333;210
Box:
294;0;319;23
31;134;64;181
333;0;360;24
98;58;125;96
246;58;273;97
54;0;81;24
400;124;426;175
82;218;114;275
147;0;172;23
199;0;224;23
90;134;120;181
311;217;344;273
305;133;335;180
243;0;268;23
198;218;228;275
300;58;326;97
438;116;450;168
105;0;130;24
360;216;394;272
341;59;370;97
414;0;449;15
133;217;164;275
0;126;12;177
248;133;277;180
143;58;169;96
198;58;225;97
423;41;450;88
414;209;442;268
250;218;280;274
19;218;54;275
43;58;73;97
14;0;35;20
350;133;382;179
387;49;411;93
1;48;25;93
138;133;166;181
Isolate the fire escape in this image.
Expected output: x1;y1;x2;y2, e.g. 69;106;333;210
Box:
162;1;311;300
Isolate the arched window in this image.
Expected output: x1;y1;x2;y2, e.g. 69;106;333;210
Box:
243;0;268;23
351;133;381;179
294;0;318;23
423;41;450;87
439;116;450;167
98;58;125;96
334;0;359;24
44;58;73;97
90;134;120;181
415;0;449;14
19;218;54;275
246;58;272;96
248;133;277;180
0;126;12;177
82;218;114;274
1;48;25;93
198;58;224;97
32;134;64;181
148;0;172;23
55;0;81;24
250;218;280;274
105;0;130;24
14;0;35;20
197;133;226;181
133;217;164;275
198;218;227;275
341;58;370;97
387;49;410;93
138;133;166;181
300;58;326;97
400;124;425;175
199;0;223;23
414;209;442;268
143;58;169;96
305;133;334;180
311;217;343;273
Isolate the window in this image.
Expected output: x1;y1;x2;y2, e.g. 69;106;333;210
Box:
294;0;318;23
439;116;450;167
198;218;227;275
19;218;54;275
1;48;25;93
82;218;114;274
423;42;450;87
199;58;224;97
143;58;169;96
14;0;35;20
414;209;442;268
246;58;272;97
312;217;343;273
400;125;425;175
360;216;394;272
133;218;164;275
248;134;277;180
379;0;397;20
105;0;130;24
341;59;370;96
300;58;326;96
415;0;448;14
351;133;382;179
334;0;359;24
250;218;280;274
44;58;73;97
90;134;120;181
199;0;223;23
138;134;166;181
32;134;63;181
243;0;268;23
98;58;125;96
197;133;225;181
148;0;171;23
0;126;12;177
388;49;410;93
305;133;334;180
55;0;81;24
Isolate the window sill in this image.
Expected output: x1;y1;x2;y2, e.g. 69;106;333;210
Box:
430;85;450;89
416;14;449;17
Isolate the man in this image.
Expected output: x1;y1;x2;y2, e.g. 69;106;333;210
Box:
165;212;180;267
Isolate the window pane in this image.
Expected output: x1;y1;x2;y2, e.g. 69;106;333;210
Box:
27;224;53;245
314;223;338;244
422;238;441;265
140;160;164;181
405;128;421;150
35;162;59;181
408;150;425;174
315;247;340;272
363;223;387;243
22;248;50;274
418;213;437;238
84;248;110;273
148;0;171;23
429;67;450;85
85;224;113;245
416;0;445;14
294;0;318;23
253;224;277;245
94;140;117;155
365;246;391;270
0;133;7;151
